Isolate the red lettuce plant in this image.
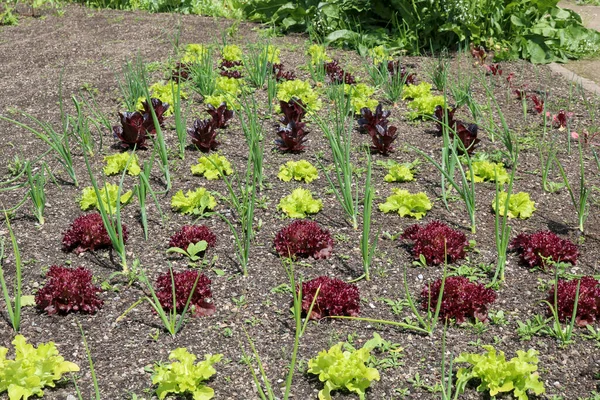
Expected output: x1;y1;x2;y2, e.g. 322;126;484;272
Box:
358;104;391;134
142;98;169;129
484;63;502;76
155;270;214;316
433;105;457;134
529;94;544;114
324;60;356;85
220;69;243;79
169;225;217;250
421;276;496;323
274;220;333;259
402;221;468;265
171;62;191;82
188;118;219;152
207;102;234;129
547;110;574;130
513;88;527;100
280;98;306;124
386;61;417;85
270;63;296;81
548;276;600;326
454;121;480;154
368;124;398;156
35;266;103;315
220;59;242;69
276;121;309;152
300;276;359;320
113;111;152;149
62;213;128;254
510;231;578;270
470;44;487;65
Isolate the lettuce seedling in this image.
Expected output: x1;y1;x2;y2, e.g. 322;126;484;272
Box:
171;188;217;216
345;83;378;115
274;220;333;259
378;189;432;219
277;188;323;218
277;160;319;183
377;159;420;182
455;346;545;400
277;79;322;111
407;95;446;120
103;152;141;176
422;276;496;323
136;83;186;116
155;270;215;316
402;221;468;265
469;160;510;184
80;183;133;214
0;335;80;400
35;266;103;315
188;118;219;152
510;231;578;270
307;334;382;400
62;213;128;254
182;43;208;63
548;276;600;326
492;191;536;219
151;347;222;400
191;154;233;180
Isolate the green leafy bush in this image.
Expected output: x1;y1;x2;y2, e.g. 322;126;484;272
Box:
277;160;319;183
277;79;322;111
80;183;133;213
402;82;432;100
0;335;79;400
455;345;545;400
345;83;378;114
307;333;383;400
191;154;233;180
307;44;331;65
136;82;188;116
378;188;432;219
278;187;323;218
151;347;222;400
204;76;242;107
182;43;208;63
492;191;536;219
171;188;217;215
103;152;141;176
222;44;243;62
377;159;419;183
469;160;510;184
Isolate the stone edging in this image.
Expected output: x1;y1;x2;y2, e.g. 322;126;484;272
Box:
548;63;600;96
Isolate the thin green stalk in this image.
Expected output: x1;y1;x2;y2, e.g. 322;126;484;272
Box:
26;162;46;225
491;161;516;285
135;151;164;241
554;140;589;233
116;55;147;111
0;214;23;331
189;46;217;97
171;79;186;160
75;322;101;400
360;151;379;281
243;42;273;89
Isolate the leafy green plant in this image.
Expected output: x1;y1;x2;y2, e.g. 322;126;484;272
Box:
151;348;222;400
171;188;217;216
345;83;378;114
277;79;322;111
377;159;419;182
80;183;133;213
204;76;242;108
191;154;233;180
307;334;383;400
402;82;445;120
103;152;141;176
469;160;510;184
243;42;278;88
26;162;47;225
136;82;187;116
277;188;322;218
0;335;80;400
167;241;208;262
491;191;536;219
378;189;432;219
278;160;319;183
454;345;545;400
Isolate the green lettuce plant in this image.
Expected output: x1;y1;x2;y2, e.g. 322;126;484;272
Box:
469;160;510;184
103;152;141;176
491;191;536;219
80;183;133;213
455;345;545;400
277;188;322;218
277;79;322;111
182;43;208;63
191;154;233;180
171;188;217;216
136;82;188;116
0;335;80;400
378;189;432;219
222;44;242;62
345;83;378;114
277;160;319;183
204;76;242;108
307;334;383;400
402;82;444;119
377;159;420;183
151;348;222;400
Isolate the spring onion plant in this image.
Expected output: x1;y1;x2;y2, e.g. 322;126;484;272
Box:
82;150;130;273
359;151;379;281
26;162;46;225
266;75;277;115
189;46;217;97
74;322;101;400
134;152;164;241
238;94;265;188
70;96;96;156
447;67;472;108
426;48;450;91
117;55;147;111
491;160;517;286
440;322;460;400
0;159;28;194
243;42;273;89
171;78;186;160
541;263;580;347
554;139;589;233
0;215;23;332
312;84;359;229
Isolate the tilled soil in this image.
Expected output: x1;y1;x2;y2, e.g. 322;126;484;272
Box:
1;5;600;400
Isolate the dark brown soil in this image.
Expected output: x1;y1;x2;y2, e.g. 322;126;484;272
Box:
1;4;600;400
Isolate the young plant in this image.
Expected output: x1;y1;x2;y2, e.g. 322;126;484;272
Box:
491;163;516;284
171;188;217;216
191;154;233;180
510;231;578;270
277;188;322;218
188;118;219;152
0;215;23;331
277;79;322;111
401;221;468;266
469;160;510;184
307;334;382;400
167;225;216;261
277;160;318;183
134;154;164;241
360;151;379;281
116;55;147;111
151;348;222;400
378;159;420;182
547;276;600;326
188;45;218;97
171;78;187;160
301;276;360;319
243;43;279;88
103;152;141;176
360;104;398;155
26;162;46;225
274;220;333;260
378;189;432;220
491;191;536;219
0;335;80;399
554;139;589;232
80;182;133;213
35;266;103;315
62;213;129;254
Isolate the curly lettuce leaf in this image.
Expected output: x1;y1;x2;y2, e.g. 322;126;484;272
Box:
152;347;222;400
222;44;242;62
80;183;133;213
307;44;331;65
191;154;233;180
103;152;141;176
277;160;319;183
469;160;510;184
345;83;378;115
492;191;536;219
378;159;419;183
378;188;432;219
402;82;432;100
278;187;322;218
407;95;445;120
182;43;208;63
171;188;217;215
277;79;322;111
